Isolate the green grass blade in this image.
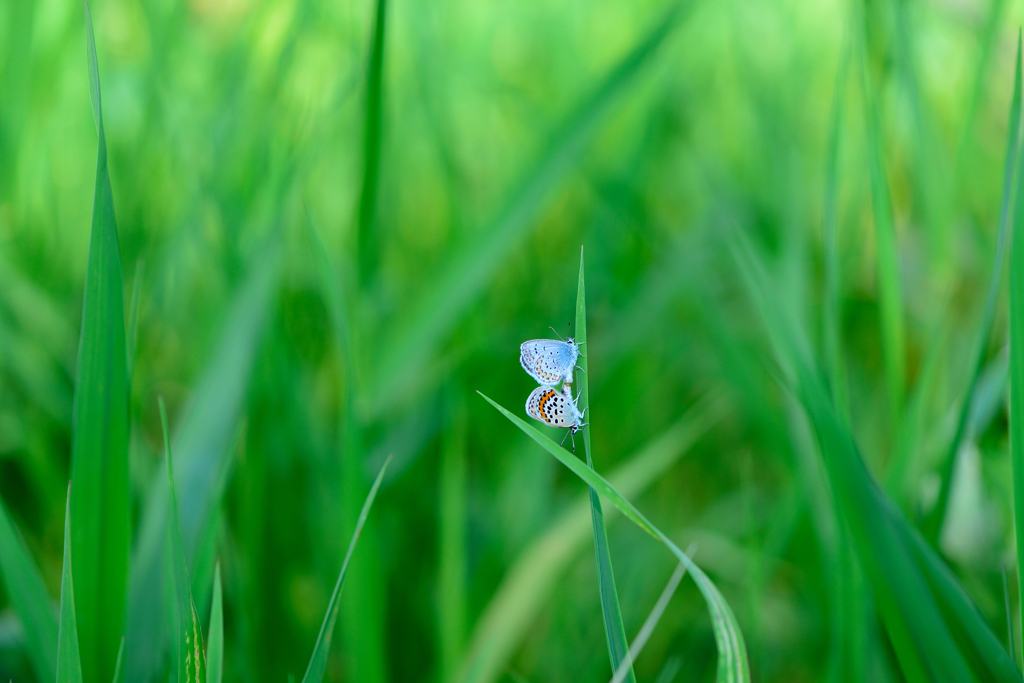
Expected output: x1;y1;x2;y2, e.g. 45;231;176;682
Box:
0;496;58;683
370;1;691;409
478;393;750;682
610;560;688;683
575;246;633;681
456;396;725;683
162;398;206;683
924;32;1023;544
653;655;683;683
861;41;906;429
124;235;282;681
356;0;387;284
1004;567;1016;667
438;392;469;682
1011;29;1024;669
733;234;1019;682
57;485;84;683
903;526;1020;682
887;308;950;504
823;42;849;415
206;561;224;683
110;638;124;683
300;455;392;683
306;213;388;683
71;5;131;683
955;0;1007;171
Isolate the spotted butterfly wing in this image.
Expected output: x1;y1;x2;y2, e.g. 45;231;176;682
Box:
520;339;579;386
525;385;581;429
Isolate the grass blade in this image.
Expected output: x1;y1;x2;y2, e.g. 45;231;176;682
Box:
610;559;689;683
575;247;633;681
306;213;388;683
57;485;84;683
206;561;224;683
110;638;124;683
823;42;849;415
71;4;130;682
125;234;281;681
1003;566;1015;666
356;0;387;284
1011;28;1024;668
370;1;692;409
733;234;1020;682
0;496;58;683
162;398;206;683
300;455;392;683
924;32;1023;543
438;392;469;682
478;393;750;682
456;396;725;683
861;38;905;429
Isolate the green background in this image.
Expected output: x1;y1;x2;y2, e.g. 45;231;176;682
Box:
1;0;1023;680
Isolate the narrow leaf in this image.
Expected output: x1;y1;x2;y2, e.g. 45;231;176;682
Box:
110;638;124;683
57;485;84;683
438;392;469;681
456;396;725;683
162;398;206;683
1010;28;1024;669
479;393;750;682
72;4;130;681
0;496;58;683
925;31;1022;543
732;233;1020;682
823;42;849;414
610;559;689;683
861;40;905;428
206;561;224;683
356;0;388;284
575;247;632;681
125;234;281;681
300;455;392;683
306;213;388;683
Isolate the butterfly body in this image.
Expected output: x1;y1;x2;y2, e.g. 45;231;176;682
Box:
520;338;580;386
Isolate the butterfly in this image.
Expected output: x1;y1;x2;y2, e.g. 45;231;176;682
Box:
519;326;584;387
525;384;588;451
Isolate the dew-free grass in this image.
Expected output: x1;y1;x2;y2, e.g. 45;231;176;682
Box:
5;0;1024;680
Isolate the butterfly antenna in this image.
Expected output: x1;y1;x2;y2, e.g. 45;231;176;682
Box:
560;430;571;447
549;325;565;342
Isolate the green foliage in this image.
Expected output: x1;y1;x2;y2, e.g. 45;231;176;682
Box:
57;487;84;683
206;562;224;683
162;399;206;683
0;497;57;683
300;456;391;683
4;0;1024;680
480;392;750;681
574;250;634;682
69;3;130;682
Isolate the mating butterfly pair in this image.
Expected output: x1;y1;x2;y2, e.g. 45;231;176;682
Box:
519;327;587;450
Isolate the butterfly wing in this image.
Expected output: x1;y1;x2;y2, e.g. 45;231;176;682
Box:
520;339;577;385
525;386;578;428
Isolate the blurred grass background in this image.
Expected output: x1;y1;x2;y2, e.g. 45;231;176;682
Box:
2;0;1024;680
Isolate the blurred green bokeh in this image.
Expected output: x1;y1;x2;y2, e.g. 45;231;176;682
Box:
2;0;1024;680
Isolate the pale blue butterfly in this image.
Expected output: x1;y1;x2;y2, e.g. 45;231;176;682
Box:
519;325;585;387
